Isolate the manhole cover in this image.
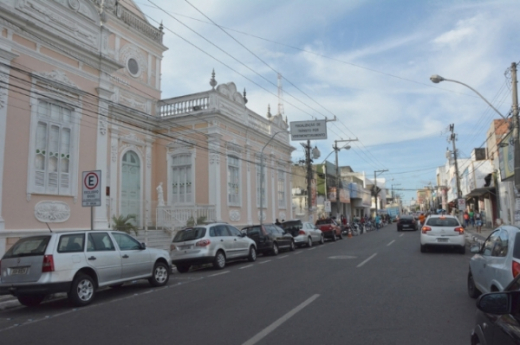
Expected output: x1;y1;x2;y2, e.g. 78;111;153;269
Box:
328;255;357;260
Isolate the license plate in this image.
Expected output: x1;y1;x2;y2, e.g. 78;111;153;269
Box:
403;225;409;227
437;238;449;243
10;267;28;275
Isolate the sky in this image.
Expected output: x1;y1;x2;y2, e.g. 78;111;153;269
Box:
133;0;520;206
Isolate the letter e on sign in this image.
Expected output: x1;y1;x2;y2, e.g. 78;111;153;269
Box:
82;170;102;207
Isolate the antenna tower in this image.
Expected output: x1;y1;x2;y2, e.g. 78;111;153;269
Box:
277;73;284;116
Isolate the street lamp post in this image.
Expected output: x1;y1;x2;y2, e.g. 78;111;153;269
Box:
373;169;388;216
260;131;285;227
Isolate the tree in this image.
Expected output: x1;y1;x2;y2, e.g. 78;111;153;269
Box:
112;214;138;235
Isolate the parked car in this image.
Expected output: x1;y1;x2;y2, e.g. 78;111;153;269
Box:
316;218;343;241
420;215;465;254
242;223;295;255
0;231;171;307
467;226;520;298
280;220;324;247
170;223;257;273
471;273;520;345
397;215;418;231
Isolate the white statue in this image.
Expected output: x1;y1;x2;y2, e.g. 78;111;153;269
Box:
157;182;165;206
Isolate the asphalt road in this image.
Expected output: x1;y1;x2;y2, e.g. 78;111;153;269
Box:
0;224;477;345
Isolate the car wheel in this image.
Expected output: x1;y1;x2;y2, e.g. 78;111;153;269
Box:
319;235;325;245
176;264;191;273
248;246;257;262
17;294;46;307
148;262;170;287
272;243;279;255
289;241;296;251
213;250;226;269
420;244;427;253
69;273;96;307
468;271;482;299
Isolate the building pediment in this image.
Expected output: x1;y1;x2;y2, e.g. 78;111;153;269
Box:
216;82;245;105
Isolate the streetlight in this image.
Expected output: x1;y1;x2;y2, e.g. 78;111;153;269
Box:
260;131;285;226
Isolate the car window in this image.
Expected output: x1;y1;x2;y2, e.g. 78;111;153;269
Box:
3;236;51;258
227;225;242;237
210;225;230;237
425;217;460;227
173;228;206;242
112;233;141;251
87;233;115;252
275;225;286;235
58;234;85;253
492;230;509;257
483;230;501;256
246;226;262;237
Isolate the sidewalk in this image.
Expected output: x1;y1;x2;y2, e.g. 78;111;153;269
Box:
464;224;494;246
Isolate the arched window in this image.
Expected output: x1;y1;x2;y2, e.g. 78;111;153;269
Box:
121;151;141;225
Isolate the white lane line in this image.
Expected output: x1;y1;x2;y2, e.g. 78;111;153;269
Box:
260;260;271;264
399;234;404;237
240;265;253;269
387;240;395;247
242;294;320;345
208;271;230;277
357;253;377;268
308;247;316;251
278;255;289;259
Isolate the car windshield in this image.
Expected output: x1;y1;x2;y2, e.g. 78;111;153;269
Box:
426;218;459;227
173;228;206;242
316;219;332;225
3;235;51;258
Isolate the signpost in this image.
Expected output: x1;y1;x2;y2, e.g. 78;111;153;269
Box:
289;120;327;141
82;170;101;230
457;198;466;211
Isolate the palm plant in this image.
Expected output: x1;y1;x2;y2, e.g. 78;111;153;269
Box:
112;214;138;235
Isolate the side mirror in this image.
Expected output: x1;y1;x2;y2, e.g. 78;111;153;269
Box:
477;292;512;315
140;242;147;250
470;244;481;254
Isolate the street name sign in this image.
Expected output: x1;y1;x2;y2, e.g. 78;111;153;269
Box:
82;170;102;207
290;120;327;141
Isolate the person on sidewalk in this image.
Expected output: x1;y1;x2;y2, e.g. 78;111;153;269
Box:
463;211;469;228
469;209;475;228
475;211;483;233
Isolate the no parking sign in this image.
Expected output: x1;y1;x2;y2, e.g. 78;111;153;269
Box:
82;170;102;207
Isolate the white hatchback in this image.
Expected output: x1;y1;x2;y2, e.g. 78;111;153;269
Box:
420;215;466;254
468;226;520;298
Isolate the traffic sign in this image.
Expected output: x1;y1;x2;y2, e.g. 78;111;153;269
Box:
82;170;102;207
457;198;466;211
289;120;327;140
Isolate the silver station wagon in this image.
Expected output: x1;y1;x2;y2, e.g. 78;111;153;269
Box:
170;223;257;272
0;231;171;307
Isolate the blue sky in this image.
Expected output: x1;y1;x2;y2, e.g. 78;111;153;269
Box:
135;0;520;205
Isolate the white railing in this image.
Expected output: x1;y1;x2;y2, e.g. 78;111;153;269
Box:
158;95;210;117
156;204;216;229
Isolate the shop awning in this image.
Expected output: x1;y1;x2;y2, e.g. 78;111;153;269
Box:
465;187;495;198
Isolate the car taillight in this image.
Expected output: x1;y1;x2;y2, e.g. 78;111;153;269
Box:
513;261;520;278
196;239;211;247
42;255;54;272
421;226;432;234
454;227;464;234
298;230;306;235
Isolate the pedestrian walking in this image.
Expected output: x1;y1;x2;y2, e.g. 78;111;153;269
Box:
474;211;483;233
469;209;475;227
463;211;469;228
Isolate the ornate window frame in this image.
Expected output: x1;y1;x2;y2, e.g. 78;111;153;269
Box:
277;162;286;209
167;139;196;205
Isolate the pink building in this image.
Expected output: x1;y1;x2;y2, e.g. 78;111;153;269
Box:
0;0;293;256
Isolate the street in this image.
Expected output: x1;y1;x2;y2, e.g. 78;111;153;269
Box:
0;224;476;345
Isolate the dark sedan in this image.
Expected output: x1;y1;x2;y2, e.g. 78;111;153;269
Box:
471;273;520;345
242;224;295;255
396;215;417;231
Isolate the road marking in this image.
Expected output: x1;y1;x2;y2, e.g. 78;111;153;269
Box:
308;247;316;251
294;251;303;255
400;234;404;237
239;265;253;269
387;240;395;246
242;294;320;345
357;253;377;268
278;255;289;259
208;271;230;277
260;260;271;264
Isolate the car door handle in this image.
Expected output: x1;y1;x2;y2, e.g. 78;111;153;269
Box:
122;255;129;259
88;256;96;261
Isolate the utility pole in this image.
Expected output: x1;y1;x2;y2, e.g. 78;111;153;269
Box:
334;138;358;219
511;63;520;191
302;140;321;223
449;124;462;199
373;169;388;216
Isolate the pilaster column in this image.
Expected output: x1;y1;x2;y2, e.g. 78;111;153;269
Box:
208;133;222;221
245;144;252;225
0;46;18;232
94;84;114;229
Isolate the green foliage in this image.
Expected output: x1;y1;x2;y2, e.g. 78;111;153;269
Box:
186;216;195;227
112;214;138;235
197;216;207;224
